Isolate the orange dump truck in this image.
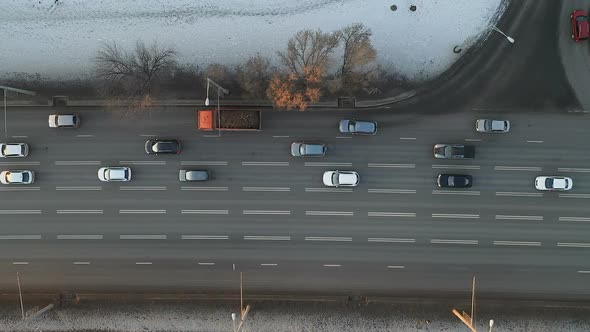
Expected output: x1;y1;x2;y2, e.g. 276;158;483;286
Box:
198;108;261;131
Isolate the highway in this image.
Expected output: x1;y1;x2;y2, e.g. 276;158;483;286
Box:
1;106;590;299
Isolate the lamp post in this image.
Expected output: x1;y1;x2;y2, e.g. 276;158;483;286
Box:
204;78;229;137
490;25;515;44
231;313;237;332
0;85;36;138
489;319;494;332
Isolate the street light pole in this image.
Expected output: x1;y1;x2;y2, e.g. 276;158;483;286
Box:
489;319;494;332
0;85;36;138
204;78;229;106
490;25;515;44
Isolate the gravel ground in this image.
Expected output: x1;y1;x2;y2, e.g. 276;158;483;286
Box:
1;298;590;331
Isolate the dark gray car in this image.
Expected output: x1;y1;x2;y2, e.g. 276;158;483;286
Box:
339;120;377;135
290;142;326;157
179;169;209;182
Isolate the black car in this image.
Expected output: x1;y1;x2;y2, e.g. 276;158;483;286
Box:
436;174;472;188
145;139;181;154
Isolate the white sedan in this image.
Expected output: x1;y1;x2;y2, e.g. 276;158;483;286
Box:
98;167;132;182
475;119;510;133
0;143;29;158
0;170;35;184
535;176;573;191
322;170;360;187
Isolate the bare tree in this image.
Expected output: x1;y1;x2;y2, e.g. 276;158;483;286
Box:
278;29;340;78
337;23;377;93
236;54;272;99
95;40;177;97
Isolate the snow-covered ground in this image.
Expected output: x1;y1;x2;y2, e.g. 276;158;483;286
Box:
0;0;506;82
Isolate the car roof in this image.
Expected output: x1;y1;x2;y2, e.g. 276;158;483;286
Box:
355;121;375;131
338;172;357;184
57;114;77;125
108;168;127;179
302;143;325;154
185;170;208;180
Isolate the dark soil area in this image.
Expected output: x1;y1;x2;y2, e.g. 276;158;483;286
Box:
219;110;261;129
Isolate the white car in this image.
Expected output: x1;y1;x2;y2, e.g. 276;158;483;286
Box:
98;167;132;182
475;119;510;133
535;176;573;191
0;170;35;184
48;114;80;128
322;170;360;187
0;143;29;158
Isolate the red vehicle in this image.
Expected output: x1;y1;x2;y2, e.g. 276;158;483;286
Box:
571;10;589;42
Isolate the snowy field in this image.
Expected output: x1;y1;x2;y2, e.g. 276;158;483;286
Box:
0;0;506;82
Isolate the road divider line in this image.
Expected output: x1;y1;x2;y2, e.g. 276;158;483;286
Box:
0;187;40;191
305;187;353;193
557;168;590;173
11;135;28;138
120;186;167;191
495;191;542;198
181;210;229;215
57;209;103;214
387;265;405;269
181;161;228;166
495;215;543;221
432;165;480;170
305;211;353;216
55;161;101;166
76;134;94;138
181;186;228;191
368;163;415;168
368;238;416;243
73;262;90;265
305;236;352;242
305;162;353;167
431;213;479;219
431;239;478;245
493;240;541;247
578;271;590;274
272;136;289;138
119;209;166;214
135;262;152;265
368;212;416;218
12;262;29;265
244;235;291;241
526;140;543;144
323;264;341;267
119;161;166;165
0;235;41;240
0;161;40;166
559;193;590;199
464;138;481;142
399;137;416;140
260;263;278;266
242;187;290;192
243;210;291;215
557;242;590;248
197;262;215;266
0;210;41;215
559;216;590;222
242;161;289;166
432;190;480;196
120;235;167;240
494;166;542;172
335;136;352;139
56;186;102;191
182;235;228;240
57;235;103;240
368;188;416;194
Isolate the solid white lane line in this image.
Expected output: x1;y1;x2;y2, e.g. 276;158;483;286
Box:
181;210;229;215
431;213;479;219
464;138;481;142
494;166;542;172
305;236;352;242
557;242;590;248
559;193;590;199
368;163;415;168
0;210;41;215
526;140;543;144
305;187;353;193
558;168;590;173
55;161;101;166
135;262;153;265
57;235;103;240
305;211;353;216
323;264;341;267
12;262;28;265
244;236;291;241
335;136;352;139
181;161;228;166
119;161;166;165
182;235;228;240
387;265;405;269
260;263;278;266
368;188;416;194
197;262;215;266
368;238;416;243
367;212;416;217
0;235;41;240
120;235;167;240
493;241;541;247
242;161;289;166
181;186;228;191
57;210;103;214
120;186;167;191
495;215;543;221
577;271;590;274
432;190;480;196
0;187;40;191
242;187;290;192
559;217;590;222
0;161;40;166
431;239;478;245
56;186;102;191
495;192;542;197
399;137;416;140
76;134;94;137
119;209;166;214
432;165;480;170
304;162;353;167
73;262;90;265
243;210;291;215
11;135;28;138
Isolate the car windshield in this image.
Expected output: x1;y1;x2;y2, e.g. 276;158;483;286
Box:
577;16;587;22
21;173;29;182
157;142;173;150
545;178;554;187
332;173;339;185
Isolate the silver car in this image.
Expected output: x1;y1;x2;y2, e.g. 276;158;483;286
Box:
0;170;35;184
179;169;209;182
475;119;510;133
322;170;360;187
0;143;29;158
48;114;80;128
98;167;132;182
535;176;572;191
291;142;326;157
